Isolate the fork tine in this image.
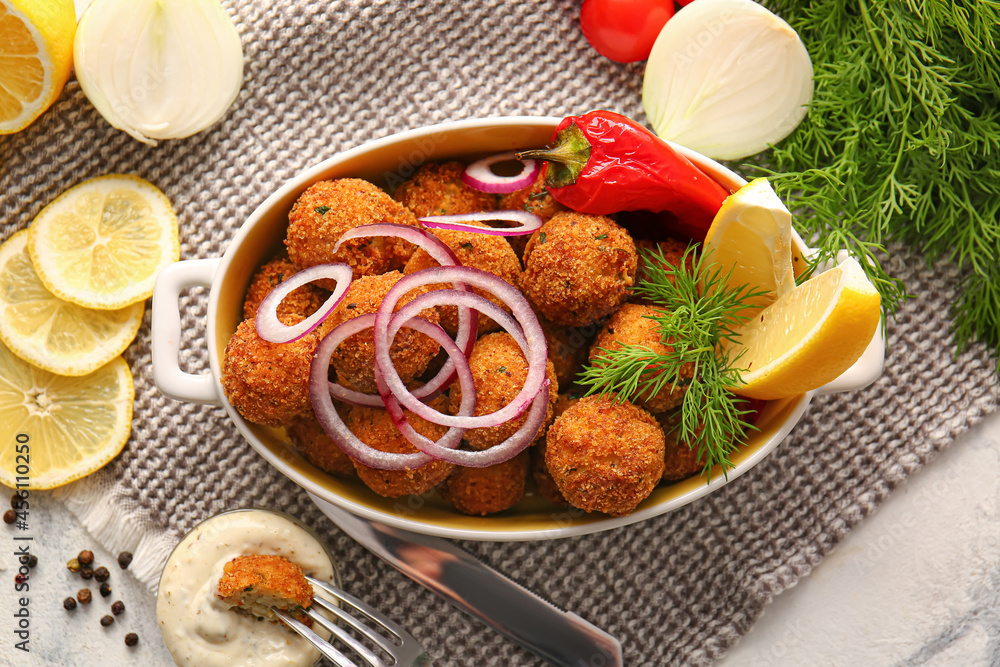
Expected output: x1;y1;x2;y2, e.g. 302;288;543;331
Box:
307;575;409;641
309;594;400;656
271;608;361;667
302;606;390;667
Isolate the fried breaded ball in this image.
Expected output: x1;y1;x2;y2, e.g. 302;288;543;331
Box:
287;414;356;477
403;224;522;335
243;257;326;324
633;238;695;303
318;272;440;394
222;320;314;426
438;450;529;516
447;332;558;451
531;440;567;506
536;310;599;389
346;398;454;498
216;555;313;622
498;170;567;259
285;178;419;283
657;412;706;482
588;303;692;413
545;395;665;517
522;212;637;327
392;161;497;217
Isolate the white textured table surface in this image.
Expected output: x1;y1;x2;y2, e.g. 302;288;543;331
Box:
3;413;997;666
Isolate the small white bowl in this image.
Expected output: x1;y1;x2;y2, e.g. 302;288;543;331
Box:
151;117;883;541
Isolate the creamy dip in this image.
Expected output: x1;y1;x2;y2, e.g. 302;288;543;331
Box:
156;509;336;667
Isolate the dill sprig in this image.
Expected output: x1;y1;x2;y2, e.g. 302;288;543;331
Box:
577;245;768;480
752;0;1000;356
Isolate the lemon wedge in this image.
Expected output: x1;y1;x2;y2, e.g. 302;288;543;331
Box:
0;230;144;377
727;257;881;400
0;338;133;490
0;0;75;134
703;178;796;311
28;174;180;310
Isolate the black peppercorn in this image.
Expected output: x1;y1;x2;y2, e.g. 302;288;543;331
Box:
3;509;15;524
111;600;125;615
78;550;94;566
124;633;138;647
63;597;77;611
94;566;110;582
77;589;92;604
100;615;114;627
26;554;37;568
99;582;112;597
80;566;94;580
117;551;133;569
67;558;81;573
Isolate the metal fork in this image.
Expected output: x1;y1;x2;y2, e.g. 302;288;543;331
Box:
272;574;431;667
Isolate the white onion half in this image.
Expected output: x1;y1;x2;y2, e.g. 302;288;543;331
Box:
642;0;813;160
74;0;244;146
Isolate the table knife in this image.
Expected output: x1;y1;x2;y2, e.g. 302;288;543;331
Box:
309;493;624;667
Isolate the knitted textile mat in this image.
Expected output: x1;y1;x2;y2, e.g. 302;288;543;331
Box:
2;1;997;665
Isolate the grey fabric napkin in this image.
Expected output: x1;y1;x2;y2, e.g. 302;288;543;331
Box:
1;1;996;665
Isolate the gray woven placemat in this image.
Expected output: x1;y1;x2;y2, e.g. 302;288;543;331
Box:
2;1;997;665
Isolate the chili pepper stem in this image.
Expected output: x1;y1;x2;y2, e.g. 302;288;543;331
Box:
515;123;592;188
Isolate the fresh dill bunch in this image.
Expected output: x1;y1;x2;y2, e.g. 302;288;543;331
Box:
754;0;1000;357
577;245;768;480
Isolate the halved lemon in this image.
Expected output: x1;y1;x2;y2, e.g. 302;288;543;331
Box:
28;174;180;310
0;230;144;376
703;178;796;310
727;257;881;400
0;338;133;490
0;0;76;134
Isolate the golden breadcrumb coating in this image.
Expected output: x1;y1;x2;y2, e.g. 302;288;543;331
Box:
522;212;637;327
545;395;665;517
216;554;313;622
243;257;327;325
221;320;315;426
447;332;558;451
588;303;693;413
392;161;497;217
657;412;706;482
498;170;567;259
633;237;695;303
439;450;529;516
318;271;441;394
285;178;419;283
346;397;454;497
287;413;356;477
402;224;522;335
531;440;567;506
536;310;599;389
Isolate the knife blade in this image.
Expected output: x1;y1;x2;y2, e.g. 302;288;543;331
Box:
309;493;624;667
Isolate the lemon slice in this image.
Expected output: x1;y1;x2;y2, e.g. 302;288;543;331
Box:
28;174;180;310
0;339;133;490
703;177;796;310
0;0;75;134
727;256;881;400
0;230;144;377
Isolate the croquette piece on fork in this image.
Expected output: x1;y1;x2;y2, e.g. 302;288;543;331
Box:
216;555;313;622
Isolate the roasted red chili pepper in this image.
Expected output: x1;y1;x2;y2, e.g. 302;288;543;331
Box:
517;110;730;238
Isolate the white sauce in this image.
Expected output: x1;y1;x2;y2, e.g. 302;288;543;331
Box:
156;510;336;667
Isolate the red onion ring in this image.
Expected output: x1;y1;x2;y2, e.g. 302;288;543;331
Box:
462;151;541;194
417;210;543;237
254;263;352;343
374;266;548;429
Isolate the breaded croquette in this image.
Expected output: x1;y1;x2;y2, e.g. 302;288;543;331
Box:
287;413;356;478
221;320;315;426
536;311;598;389
243;257;326;324
318;271;441;394
522;212;637;327
498;170;567;259
531;440;567;506
403;224;522;335
439;450;529;516
216;555;313;622
633;237;694;297
285;179;419;283
588;304;692;413
657;412;706;482
447;332;558;451
393;161;497;217
545;395;665;517
346;398;454;497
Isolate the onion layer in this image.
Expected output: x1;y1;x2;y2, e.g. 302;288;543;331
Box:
255;264;352;343
462;152;541;194
418;210;543;237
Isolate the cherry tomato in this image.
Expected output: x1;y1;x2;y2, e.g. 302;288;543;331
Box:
579;0;676;63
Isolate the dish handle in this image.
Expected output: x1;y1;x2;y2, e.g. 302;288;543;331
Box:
151;258;223;406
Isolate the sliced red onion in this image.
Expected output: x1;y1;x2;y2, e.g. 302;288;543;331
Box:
417;210;543;237
462;151;541;194
374;266;548;430
254;263;352;343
